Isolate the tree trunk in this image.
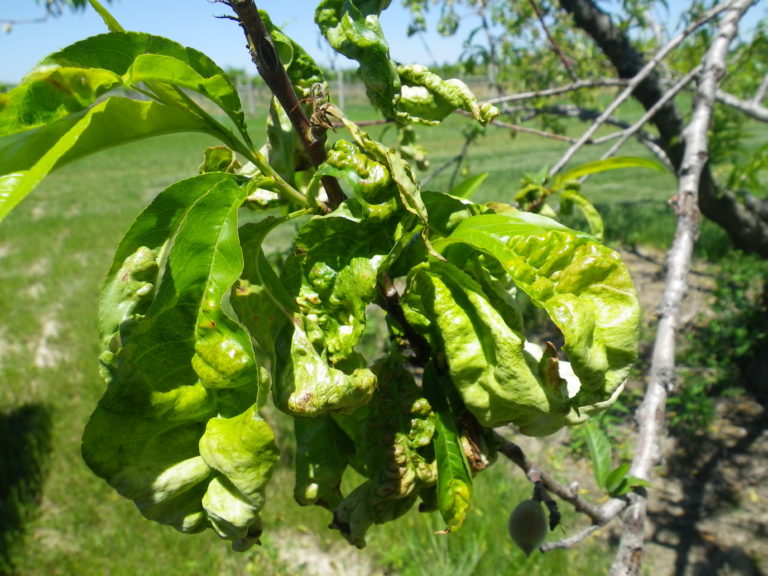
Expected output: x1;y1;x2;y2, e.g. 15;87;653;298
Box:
558;0;768;257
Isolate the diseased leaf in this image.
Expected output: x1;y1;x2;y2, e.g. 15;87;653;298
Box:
232;218;296;408
282;204;397;362
397;64;498;126
315;1;496;125
273;317;376;416
327;353;436;548
84;173;274;549
402;261;571;434
434;211;640;418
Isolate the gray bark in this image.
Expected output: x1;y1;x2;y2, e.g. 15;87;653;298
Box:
558;0;768;257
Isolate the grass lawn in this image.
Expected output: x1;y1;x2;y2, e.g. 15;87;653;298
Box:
0;100;746;575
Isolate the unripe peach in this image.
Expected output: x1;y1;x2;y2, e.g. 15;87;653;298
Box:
508;499;547;556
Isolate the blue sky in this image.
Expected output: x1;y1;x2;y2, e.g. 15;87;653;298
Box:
1;0;764;84
0;1;466;83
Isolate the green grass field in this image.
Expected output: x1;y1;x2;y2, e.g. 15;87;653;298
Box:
0;102;747;575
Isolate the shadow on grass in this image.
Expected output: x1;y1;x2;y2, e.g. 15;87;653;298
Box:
0;404;53;575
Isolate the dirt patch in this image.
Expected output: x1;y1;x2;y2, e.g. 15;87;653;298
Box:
272;529;378;576
617;248;767;575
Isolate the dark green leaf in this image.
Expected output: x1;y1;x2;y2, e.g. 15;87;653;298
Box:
604;461;631;494
422;364;472;533
294;416;355;509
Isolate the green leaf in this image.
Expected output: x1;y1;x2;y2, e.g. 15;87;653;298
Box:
449;172;489;199
0;66;121;137
0;97;216;222
45;32;248;140
604;461;631;494
557;156;666;183
434;211;640;416
560;189;604;241
583;421;612;490
423;364;472;533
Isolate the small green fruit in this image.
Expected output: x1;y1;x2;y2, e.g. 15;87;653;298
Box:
508;499;547;556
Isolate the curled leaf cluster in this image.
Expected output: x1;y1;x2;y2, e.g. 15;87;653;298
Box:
0;1;640;551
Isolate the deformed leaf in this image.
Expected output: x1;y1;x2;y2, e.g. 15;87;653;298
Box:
273;317;376;416
83;173;274;549
434;211;640;418
402;260;571;434
397;64;499;126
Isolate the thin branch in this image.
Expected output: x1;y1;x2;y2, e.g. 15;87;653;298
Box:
541;524;602;551
549;0;735;177
0;15;49;27
484;79;628;105
753;73;768;103
595;66;702;168
608;1;754;574
715;89;768;122
224;0;345;209
493;432;610;524
494;105;670;164
527;0;579;82
489;118;576;142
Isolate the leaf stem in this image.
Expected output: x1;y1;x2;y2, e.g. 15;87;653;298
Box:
224;0;345;209
166;85;310;207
